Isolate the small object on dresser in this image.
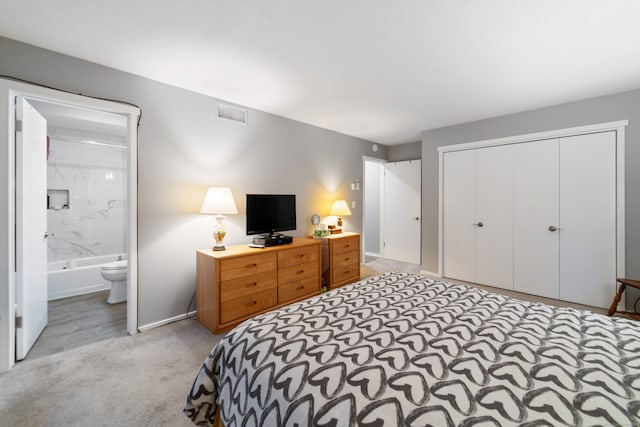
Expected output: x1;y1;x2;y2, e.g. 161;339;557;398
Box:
314;229;331;237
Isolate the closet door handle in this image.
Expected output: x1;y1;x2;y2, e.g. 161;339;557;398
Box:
474;222;484;228
548;225;558;232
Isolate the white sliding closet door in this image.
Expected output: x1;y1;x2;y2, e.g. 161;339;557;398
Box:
443;150;475;282
440;123;623;309
560;132;616;308
475;145;514;289
514;139;560;299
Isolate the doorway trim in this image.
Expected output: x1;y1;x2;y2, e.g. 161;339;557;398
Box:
0;78;140;372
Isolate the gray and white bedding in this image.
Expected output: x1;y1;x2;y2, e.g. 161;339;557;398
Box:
184;272;640;426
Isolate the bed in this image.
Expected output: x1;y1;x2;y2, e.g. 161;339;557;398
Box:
183;272;640;426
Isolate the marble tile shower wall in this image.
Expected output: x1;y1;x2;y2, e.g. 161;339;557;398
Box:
47;139;127;262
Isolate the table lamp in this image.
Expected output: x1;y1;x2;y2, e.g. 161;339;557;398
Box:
200;187;238;250
330;199;352;230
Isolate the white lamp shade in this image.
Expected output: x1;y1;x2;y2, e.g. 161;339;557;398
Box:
330;199;352;216
200;187;238;214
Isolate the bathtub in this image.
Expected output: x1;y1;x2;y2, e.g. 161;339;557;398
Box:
47;253;126;301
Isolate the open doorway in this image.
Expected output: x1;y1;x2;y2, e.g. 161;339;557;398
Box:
23;99;128;360
0;79;140;372
363;156;422;269
363;157;385;261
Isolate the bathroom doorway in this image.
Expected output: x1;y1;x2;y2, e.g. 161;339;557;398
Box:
25;99;128;360
0;79;140;371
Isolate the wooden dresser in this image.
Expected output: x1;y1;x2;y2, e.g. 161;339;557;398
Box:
196;238;321;334
320;232;361;290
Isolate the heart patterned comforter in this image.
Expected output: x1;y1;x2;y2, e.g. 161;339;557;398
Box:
184;272;640;426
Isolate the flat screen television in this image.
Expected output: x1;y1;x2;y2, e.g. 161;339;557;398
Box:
246;194;296;236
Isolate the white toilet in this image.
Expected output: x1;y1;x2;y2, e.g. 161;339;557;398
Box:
100;260;128;304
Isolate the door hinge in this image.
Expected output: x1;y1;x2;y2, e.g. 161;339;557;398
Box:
15;119;22;132
15;316;22;329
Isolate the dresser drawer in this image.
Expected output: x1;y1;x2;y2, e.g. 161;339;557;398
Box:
332;264;359;285
220;271;277;303
279;261;319;285
279;277;319;304
278;245;319;268
220;289;277;324
220;253;277;281
332;250;359;270
332;235;359;255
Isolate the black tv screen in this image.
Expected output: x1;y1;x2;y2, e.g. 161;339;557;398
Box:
246;194;296;235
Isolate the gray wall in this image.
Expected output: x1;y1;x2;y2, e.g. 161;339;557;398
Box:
421;89;640;285
0;37;387;327
388;141;421;162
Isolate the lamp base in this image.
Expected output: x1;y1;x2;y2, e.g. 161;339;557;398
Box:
212;215;227;251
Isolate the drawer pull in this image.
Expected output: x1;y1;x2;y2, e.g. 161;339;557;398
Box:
296;285;304;291
344;257;349;261
246;263;257;268
297;254;305;258
247;300;257;306
343;244;350;248
297;269;305;275
246;282;257;288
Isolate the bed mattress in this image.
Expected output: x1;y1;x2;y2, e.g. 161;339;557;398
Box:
184;272;640;426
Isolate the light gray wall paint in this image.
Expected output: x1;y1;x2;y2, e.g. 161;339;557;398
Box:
388;141;421;162
364;161;383;255
0;37;387;327
422;89;639;300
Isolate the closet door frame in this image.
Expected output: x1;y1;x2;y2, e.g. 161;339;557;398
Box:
437;120;627;294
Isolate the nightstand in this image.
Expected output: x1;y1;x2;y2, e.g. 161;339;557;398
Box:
320;232;360;290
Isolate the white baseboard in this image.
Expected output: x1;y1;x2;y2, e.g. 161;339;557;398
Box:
138;310;197;332
364;251;382;258
48;283;110;301
420;270;441;277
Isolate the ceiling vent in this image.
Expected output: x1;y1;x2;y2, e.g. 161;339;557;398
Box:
218;103;248;125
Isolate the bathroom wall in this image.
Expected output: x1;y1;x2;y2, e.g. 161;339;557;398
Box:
46;136;127;262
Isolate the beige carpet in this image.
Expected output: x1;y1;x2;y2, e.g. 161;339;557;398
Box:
0;319;221;426
359;263;379;279
0;263;398;426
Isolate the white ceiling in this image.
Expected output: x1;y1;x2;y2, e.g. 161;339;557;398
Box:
2;1;640;145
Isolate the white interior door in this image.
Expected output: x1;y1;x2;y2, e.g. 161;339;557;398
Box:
443;150;475;282
15;97;48;360
475;145;514;289
514;139;560;299
383;160;421;264
560;132;616;308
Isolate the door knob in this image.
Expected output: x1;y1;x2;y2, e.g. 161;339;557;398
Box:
44;232;55;239
414;217;420;221
474;222;484;227
548;225;558;232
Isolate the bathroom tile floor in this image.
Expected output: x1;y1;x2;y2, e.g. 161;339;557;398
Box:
25;291;127;361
